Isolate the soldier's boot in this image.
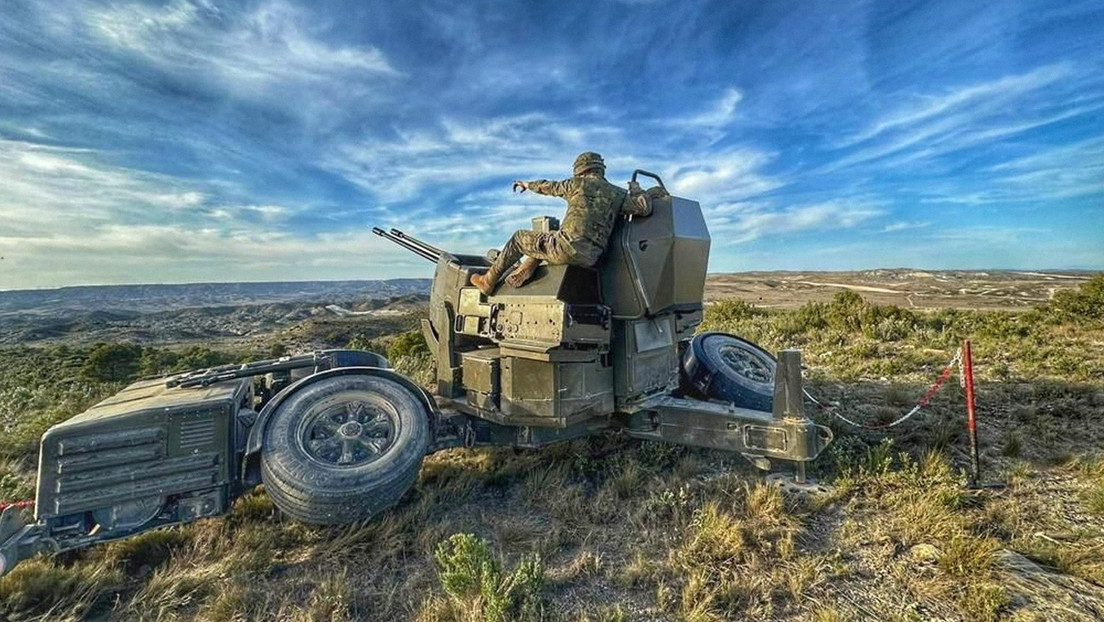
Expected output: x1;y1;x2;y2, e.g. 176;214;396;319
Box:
470;271;497;296
505;258;541;288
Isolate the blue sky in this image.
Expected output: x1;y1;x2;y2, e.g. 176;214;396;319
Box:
1;0;1102;289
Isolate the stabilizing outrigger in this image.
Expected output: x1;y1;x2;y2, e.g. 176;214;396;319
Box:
0;170;832;577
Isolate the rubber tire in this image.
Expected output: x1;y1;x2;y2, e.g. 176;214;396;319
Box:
682;332;777;412
260;374;429;525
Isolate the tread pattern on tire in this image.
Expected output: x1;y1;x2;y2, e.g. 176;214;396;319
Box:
259;374;429;525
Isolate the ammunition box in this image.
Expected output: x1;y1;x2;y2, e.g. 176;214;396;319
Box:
500;356;614;424
461;347;500;395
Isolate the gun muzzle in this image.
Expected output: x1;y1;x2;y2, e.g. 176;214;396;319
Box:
373;228;439;262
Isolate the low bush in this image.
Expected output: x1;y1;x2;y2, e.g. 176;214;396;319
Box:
432;533;544;622
81;343;143;382
388;330;430;361
1046;274;1104;321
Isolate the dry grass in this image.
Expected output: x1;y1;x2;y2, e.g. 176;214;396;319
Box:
2;278;1104;620
0;558;123;621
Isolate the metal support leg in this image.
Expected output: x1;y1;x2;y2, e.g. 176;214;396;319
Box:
773;349;823;492
773;349;806;420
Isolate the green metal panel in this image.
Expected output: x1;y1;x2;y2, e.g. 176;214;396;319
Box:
500;356;613;424
461;347;500;395
599;195;711;319
35;378;246;521
612;314;679;404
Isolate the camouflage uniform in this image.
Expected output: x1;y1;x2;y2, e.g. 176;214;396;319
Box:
483;172;652;285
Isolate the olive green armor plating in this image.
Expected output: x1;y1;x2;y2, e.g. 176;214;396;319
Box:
414;170;830;471
0;169;833;578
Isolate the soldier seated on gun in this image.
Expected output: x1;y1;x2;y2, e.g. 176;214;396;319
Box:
470;152;655;296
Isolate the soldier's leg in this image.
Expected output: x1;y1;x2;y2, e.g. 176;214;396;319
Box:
505;231;576;288
472;230;542;295
505;257;541;288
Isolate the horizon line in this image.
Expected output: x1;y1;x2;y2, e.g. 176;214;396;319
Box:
0;268;1099;294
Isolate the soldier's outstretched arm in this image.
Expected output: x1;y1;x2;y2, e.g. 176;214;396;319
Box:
525;179;572;198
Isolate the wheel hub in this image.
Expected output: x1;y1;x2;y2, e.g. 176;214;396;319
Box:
719;345;773;383
339;421;363;437
301;398;396;467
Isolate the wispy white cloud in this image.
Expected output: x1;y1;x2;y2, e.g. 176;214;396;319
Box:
820;63;1104;179
0;137;416;287
920;137;1104;204
326;111;780;209
0;140;210;232
705;200;884;245
0;225;422;288
326;114;586;204
0;138;330;287
987;136;1104;173
671;88;743;130
56;0;400;129
664;149;781;202
881;221;931;233
840;65;1071;146
88;0;398;83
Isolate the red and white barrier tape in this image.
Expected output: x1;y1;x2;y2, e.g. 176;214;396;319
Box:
804;348;963;430
0;499;34;512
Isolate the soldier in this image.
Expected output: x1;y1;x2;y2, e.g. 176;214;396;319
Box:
470;151;654;295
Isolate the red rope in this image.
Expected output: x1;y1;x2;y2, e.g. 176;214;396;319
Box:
806;348;962;430
915;363;956;409
0;500;34;511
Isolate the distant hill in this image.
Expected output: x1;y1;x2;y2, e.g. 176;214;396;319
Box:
0;271;1095;346
0;279;432;317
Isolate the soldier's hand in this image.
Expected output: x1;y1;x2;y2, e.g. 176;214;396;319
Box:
512;180;528;193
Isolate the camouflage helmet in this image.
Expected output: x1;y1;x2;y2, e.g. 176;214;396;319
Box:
573;151;605;176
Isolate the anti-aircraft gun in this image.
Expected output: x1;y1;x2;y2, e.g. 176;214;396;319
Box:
0;170;832;577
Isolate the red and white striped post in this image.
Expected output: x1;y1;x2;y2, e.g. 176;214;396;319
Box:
962;339;981;486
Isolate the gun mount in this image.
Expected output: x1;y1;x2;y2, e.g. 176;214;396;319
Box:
0;170;833;577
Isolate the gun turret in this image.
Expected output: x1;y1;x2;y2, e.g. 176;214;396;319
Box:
373;227;442;263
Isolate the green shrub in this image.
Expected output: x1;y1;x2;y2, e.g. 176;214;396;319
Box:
172;346;241;371
433;533;544;622
81;343;143;382
138;347;180;376
388;330;429;362
705;299;765;325
395;352;435;387
790;302;829;331
1047;274;1104;321
835;438;898;479
0;459;34;502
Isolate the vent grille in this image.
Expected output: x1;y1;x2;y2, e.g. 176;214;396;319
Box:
179;418;216;450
